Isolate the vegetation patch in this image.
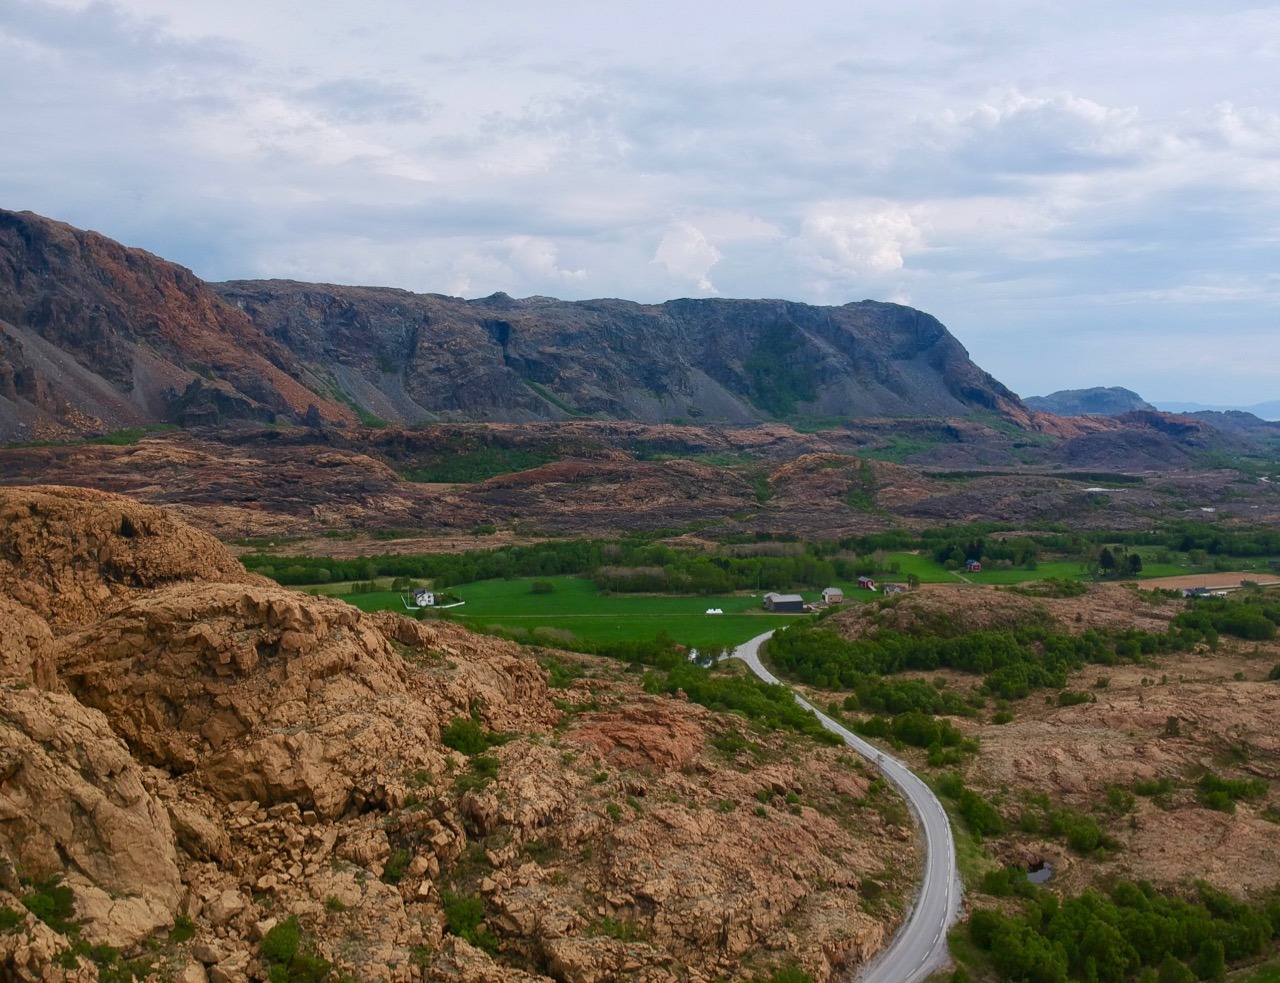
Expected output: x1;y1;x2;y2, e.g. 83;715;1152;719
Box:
400;445;559;483
441;716;510;756
260;915;332;983
964;880;1279;983
440;889;499;954
744;323;818;417
21;877;79;937
1198;772;1269;814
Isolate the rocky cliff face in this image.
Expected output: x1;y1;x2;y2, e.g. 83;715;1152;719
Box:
0;210;354;440
217;281;1030;426
0;485;909;982
0;207;1030;440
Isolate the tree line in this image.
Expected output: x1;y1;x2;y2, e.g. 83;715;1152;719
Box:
240;518;1280;595
967;877;1280;982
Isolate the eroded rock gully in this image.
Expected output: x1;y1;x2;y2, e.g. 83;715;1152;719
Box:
0;485;910;981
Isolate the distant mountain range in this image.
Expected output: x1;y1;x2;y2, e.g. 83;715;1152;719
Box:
0;208;1029;441
1153;400;1280;422
1027;388;1280;423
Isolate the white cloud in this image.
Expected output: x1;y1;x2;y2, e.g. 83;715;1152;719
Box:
503;236;586;282
652;223;721;294
789;202;923;282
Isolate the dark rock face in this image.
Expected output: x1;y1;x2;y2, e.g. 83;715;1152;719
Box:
1024;387;1154;417
215;282;1029;425
0;207;1027;439
0;210;354;439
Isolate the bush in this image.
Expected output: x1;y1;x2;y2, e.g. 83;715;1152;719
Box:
168;914;196;943
540;655;585;689
1134;777;1175;797
749;966;813;983
968;908;1007;949
441;890;499;954
980;867;1036;898
956;787;1004;838
260;917;301;967
1198;772;1267;812
441;717;506;756
21;878;78;936
530;580;555;594
260;916;332;983
382;849;410;885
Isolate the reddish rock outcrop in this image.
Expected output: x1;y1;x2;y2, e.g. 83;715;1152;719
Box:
0;485;909;982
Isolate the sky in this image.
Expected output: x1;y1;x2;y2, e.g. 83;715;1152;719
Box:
2;1;1278;405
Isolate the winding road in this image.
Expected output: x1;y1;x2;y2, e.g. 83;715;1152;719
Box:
729;631;963;983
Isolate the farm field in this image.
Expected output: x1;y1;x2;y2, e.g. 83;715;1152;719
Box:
323;575;836;650
448;575;811;650
304;548;1280;650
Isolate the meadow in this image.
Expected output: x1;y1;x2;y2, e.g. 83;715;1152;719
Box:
308;545;1272;653
326;575;824;650
448;576;810;650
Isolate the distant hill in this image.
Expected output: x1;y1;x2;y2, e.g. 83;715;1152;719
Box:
1023;387;1154;417
1155;400;1280;422
0;207;1033;441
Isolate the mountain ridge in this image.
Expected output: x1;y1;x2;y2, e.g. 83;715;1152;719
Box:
214;278;1031;426
0;207;1029;440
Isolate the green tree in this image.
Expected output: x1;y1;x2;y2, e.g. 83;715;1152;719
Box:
1156;955;1195;983
1098;548;1116;575
1192;938;1225;981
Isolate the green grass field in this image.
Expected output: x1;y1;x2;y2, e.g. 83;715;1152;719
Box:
882;550;1222;586
310;546;1279;653
325;576;816;650
447;576;809;650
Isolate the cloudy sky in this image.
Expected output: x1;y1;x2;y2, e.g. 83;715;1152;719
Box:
2;1;1278;404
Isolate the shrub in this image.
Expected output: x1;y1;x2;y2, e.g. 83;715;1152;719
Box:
1198;772;1267;812
168;914;196;943
382;849;410;885
441;717;506;756
454;755;500;793
1134;777;1175;797
21;878;78;936
749;965;813;983
440;890;498;954
541;655;585;689
260;917;301;966
259;916;332;983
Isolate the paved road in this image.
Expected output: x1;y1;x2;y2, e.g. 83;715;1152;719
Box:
729;631;962;983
